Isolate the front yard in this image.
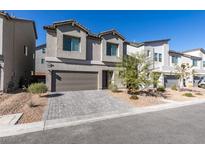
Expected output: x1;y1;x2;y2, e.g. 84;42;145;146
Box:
164;87;205;101
110;87;205;107
0;90;48;124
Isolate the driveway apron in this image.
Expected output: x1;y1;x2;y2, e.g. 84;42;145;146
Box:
44;90;134;121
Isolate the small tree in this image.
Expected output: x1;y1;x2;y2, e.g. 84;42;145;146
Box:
118;53;152;93
173;63;194;89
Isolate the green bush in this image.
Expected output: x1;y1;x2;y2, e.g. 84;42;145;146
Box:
130;95;139;100
171;84;177;91
157;86;165;92
28;83;48;94
108;83;118;92
183;93;194;97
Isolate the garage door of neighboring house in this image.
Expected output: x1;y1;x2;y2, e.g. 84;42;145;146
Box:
193;76;201;87
52;71;98;92
164;75;178;88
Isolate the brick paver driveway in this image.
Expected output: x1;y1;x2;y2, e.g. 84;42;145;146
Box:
44;90;134;120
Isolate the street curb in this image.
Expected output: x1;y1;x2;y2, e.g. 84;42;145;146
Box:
1;99;205;138
0;121;44;137
45;99;205;130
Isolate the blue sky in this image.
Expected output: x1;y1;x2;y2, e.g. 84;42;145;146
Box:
6;10;205;51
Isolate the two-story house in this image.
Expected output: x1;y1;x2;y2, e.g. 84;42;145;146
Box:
0;12;37;92
127;39;170;72
182;48;205;85
34;43;46;83
127;39;205;88
44;20;126;92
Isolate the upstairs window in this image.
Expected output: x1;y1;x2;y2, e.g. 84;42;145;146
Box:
159;53;162;62
106;42;118;56
41;59;45;64
24;45;28;56
172;56;178;64
42;48;46;54
203;61;205;67
192;59;197;66
147;50;150;57
63;35;80;52
154;53;158;61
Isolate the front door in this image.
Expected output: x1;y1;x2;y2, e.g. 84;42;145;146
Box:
102;71;113;89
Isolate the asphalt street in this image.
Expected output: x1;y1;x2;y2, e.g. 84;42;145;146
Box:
1;103;205;143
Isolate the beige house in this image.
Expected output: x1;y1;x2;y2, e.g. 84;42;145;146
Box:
34;44;46;83
44;20;127;92
0;12;37;92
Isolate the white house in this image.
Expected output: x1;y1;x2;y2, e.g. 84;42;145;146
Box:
127;39;205;88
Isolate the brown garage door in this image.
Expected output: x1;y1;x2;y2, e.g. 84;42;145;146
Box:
52;71;98;92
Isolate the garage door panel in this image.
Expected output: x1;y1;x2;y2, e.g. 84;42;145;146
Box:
53;71;98;92
164;75;178;88
56;84;97;91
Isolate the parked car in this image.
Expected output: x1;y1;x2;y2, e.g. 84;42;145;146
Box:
198;77;205;88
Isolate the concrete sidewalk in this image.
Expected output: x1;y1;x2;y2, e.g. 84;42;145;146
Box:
1;99;205;138
2;102;205;143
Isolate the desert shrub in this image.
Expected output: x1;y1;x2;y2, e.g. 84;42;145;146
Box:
171;84;177;91
130;95;139;100
183;93;194;97
157;86;165;92
28;101;39;108
108;83;118;93
28;83;48;94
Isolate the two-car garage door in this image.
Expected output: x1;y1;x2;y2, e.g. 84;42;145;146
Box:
52;71;98;92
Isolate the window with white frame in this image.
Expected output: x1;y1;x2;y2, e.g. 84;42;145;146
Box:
147;50;150;57
154;53;158;61
63;35;80;52
159;53;162;62
41;59;45;64
203;61;205;67
192;59;197;66
172;56;178;64
106;42;118;56
42;48;46;54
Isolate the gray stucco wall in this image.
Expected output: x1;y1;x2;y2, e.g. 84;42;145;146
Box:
2;18;36;91
46;61;121;91
56;25;87;60
35;46;46;74
0;17;3;55
101;34;124;62
86;38;101;61
46;30;57;57
2;18;15;91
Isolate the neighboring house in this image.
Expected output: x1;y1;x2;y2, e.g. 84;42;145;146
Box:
0;12;37;92
182;48;205;86
127;39;205;88
44;20;126;92
127;39;170;72
34;44;46;83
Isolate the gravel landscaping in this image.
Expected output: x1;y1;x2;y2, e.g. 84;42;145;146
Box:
110;87;205;107
164;87;205;101
0;91;48;124
110;90;165;107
